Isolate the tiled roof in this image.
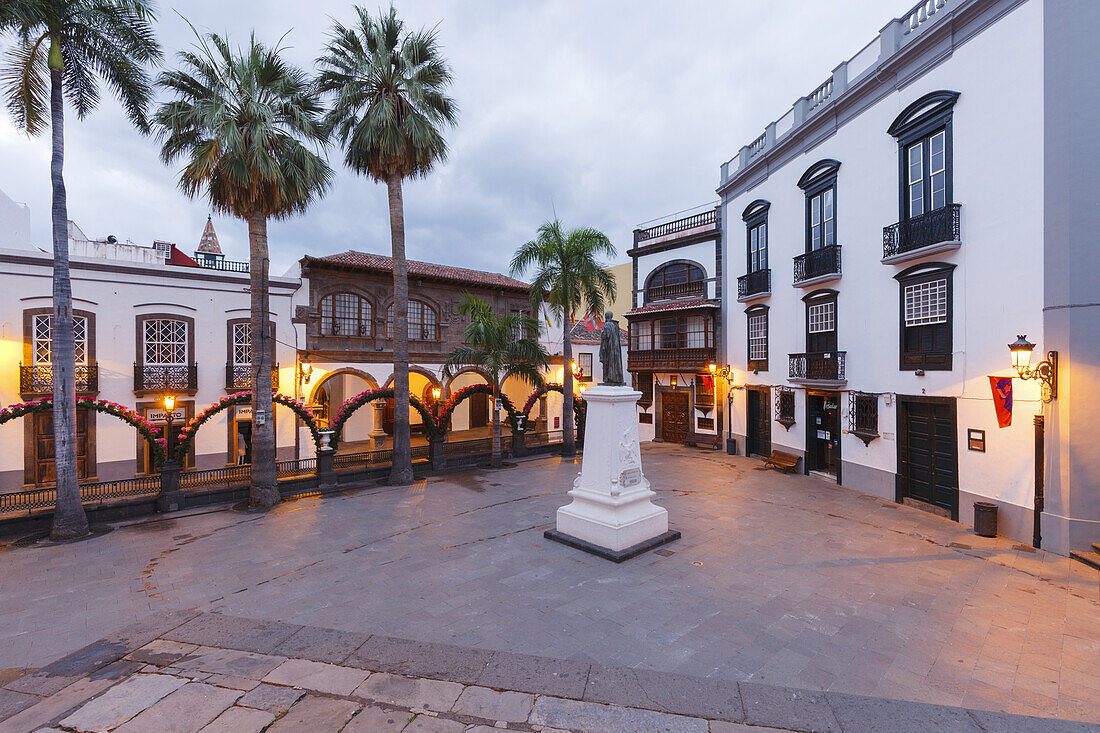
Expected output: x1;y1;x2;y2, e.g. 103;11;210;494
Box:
306;250;529;291
196;216;222;254
569;321;628;345
624;298;718;316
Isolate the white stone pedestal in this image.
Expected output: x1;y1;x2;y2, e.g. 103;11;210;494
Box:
545;384;679;561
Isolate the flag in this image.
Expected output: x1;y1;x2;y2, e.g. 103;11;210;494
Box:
701;374;714;391
988;376;1012;428
579;309;604;332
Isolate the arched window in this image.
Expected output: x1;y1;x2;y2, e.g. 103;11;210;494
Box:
320;293;371;337
645;263;705;302
387;300;438;341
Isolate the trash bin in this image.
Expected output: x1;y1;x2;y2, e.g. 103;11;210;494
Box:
726;437;738;455
973;501;998;537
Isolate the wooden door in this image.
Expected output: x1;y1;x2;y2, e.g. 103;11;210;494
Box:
660;391;689;443
746;388;771;457
898;399;958;517
469;392;489;429
34;408;89;484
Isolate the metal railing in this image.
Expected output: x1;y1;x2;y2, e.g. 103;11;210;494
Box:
20;364;99;394
276;457;316;478
443;435;513;457
883;203;961;258
737;269;771;299
523;430;564;446
197;258;249;273
627;347;715;371
793;245;842;284
226;363;280;391
789;351;847;381
180;464;250;491
645;281;705;302
636;209;717;242
0;474;161;513
135;364;198;393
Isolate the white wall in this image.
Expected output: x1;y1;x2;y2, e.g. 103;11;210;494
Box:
634;239;719;309
722;0;1044;516
0;189;32;251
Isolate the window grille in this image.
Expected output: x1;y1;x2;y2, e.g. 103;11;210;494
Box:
848;391;879;445
904;279;948;326
33;315;87;365
144;319;187;365
634;372;653;407
775;386;796;430
694;374;714;412
232;323;251;365
808;302;835;333
578;353;592;381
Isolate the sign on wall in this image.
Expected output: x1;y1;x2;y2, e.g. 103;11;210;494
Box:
145;407;186;424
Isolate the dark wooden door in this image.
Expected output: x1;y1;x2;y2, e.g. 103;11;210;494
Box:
746;388;771;456
807;393;840;476
469;392;489;429
383;398;394;435
661;391;689;443
898;399;958;517
34;408;89;484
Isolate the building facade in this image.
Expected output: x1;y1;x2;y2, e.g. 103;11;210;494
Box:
625;205;723;448
716;0;1100;554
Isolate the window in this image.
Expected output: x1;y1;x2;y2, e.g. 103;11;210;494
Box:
33;314;88;365
632;321;652;351
746;307;768;371
231;323;251;365
896;264;954;370
694;374;714;411
748;220;767;273
144;319;187;365
578;353;592;382
645;262;705;301
804;292;838;354
634;316;713;350
386;300;438;341
888;91;959;221
634;372;653;406
321;292;371;336
775;387;796;429
797;160;841;252
848;392;879;445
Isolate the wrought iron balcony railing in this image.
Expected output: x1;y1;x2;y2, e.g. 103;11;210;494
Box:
793;245;842;284
627;347;715;371
134;363;198;393
789;351;846;382
636;209;717;242
20;363;99;394
226;363;279;391
883;203;962;259
645;281;705;302
737;269;771;299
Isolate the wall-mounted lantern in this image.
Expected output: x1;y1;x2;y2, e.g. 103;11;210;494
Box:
1008;335;1057;403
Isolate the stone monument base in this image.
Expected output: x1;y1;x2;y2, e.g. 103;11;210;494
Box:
546;383;679;561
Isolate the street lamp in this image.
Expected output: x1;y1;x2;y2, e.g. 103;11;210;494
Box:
431;386;442;402
1007;335;1058;403
708;363;736;454
162;394;178;464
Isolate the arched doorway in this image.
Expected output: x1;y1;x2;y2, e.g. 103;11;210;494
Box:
445;369;491;433
311;369;377;451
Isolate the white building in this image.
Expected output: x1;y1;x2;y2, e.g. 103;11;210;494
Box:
625;205;723;448
0;193;300;491
715;0;1099;555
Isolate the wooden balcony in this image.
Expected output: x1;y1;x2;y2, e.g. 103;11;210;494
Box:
645;281;705;302
628;347;715;372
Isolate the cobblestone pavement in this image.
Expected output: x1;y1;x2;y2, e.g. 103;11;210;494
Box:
1;611;1096;732
1;444;1097;724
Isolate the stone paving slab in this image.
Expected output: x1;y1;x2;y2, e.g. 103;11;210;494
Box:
6;612;1097;733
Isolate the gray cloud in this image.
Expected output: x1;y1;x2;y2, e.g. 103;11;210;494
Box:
0;0;888;277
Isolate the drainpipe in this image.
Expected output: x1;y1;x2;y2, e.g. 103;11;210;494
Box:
1033;415;1044;549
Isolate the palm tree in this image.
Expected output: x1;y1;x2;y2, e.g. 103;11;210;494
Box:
443;294;548;468
316;6;457;485
155;29;332;508
510;220;616;459
1;0;160;540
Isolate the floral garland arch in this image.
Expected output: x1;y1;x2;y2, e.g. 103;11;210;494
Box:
174;392;322;462
0;396;167;464
328;388;437;449
435;383;519;433
519;383;586;435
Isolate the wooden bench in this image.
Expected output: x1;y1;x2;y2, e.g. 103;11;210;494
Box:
762;450;801;473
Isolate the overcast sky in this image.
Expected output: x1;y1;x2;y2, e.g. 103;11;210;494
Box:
0;0;890;277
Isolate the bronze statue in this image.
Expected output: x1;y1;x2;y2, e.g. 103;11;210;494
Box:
599;311;625;385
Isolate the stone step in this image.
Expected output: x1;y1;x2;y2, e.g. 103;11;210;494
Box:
1070;549;1100;571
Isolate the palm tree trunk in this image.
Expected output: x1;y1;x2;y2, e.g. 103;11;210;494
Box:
491;380;501;468
561;320;576;459
386;174;413;484
247;215;279;507
48;59;89;541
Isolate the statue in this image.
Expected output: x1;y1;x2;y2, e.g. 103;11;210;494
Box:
598;311;625;386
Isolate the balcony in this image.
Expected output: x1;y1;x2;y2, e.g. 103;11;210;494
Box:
737;269;771;301
134;363;198;395
788;351;846;385
20;364;99;395
793;245;842;286
226;363;280;392
645;281;705;302
197;258;250;273
636;209;717;243
883;204;962;263
627;347;715;372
